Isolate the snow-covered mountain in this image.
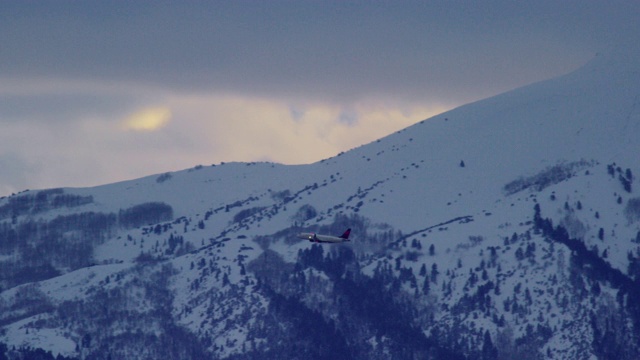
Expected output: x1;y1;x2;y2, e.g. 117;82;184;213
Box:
1;47;640;359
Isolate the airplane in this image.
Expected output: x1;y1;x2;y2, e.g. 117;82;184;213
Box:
297;228;351;243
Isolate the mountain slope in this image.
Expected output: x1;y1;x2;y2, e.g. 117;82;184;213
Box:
1;47;640;359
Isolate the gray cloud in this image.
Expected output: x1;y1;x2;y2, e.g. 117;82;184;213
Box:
0;152;37;195
3;1;636;104
0;92;134;123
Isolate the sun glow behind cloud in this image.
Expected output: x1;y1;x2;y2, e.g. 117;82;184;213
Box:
123;106;172;131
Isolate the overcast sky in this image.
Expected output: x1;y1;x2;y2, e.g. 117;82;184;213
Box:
1;1;638;195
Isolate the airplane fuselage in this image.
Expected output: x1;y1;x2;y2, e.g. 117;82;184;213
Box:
297;228;351;243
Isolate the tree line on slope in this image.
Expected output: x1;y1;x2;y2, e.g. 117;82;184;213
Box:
533;203;640;359
0;202;173;291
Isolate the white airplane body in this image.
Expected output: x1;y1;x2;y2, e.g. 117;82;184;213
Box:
297;228;351;243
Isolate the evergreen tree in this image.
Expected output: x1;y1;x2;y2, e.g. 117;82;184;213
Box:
419;263;427;277
422;276;430;294
481;330;498;360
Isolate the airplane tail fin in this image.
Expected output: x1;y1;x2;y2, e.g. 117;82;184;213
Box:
340;228;351;239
